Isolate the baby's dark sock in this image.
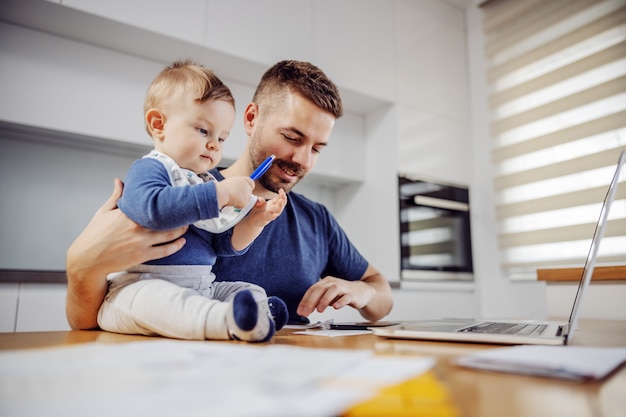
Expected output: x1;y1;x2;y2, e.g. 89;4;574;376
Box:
227;290;275;342
267;296;288;330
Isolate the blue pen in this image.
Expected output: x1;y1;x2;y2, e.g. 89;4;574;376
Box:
250;155;275;180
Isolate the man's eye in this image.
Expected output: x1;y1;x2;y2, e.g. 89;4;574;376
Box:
282;134;296;142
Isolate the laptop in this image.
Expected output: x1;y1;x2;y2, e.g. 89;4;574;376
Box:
373;150;625;345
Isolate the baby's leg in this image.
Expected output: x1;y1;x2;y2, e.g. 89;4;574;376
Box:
213;282;289;331
98;278;231;340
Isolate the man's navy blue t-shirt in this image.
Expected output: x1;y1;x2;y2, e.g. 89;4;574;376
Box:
210;168;369;323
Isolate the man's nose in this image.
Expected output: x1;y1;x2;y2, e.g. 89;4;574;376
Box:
291;147;311;171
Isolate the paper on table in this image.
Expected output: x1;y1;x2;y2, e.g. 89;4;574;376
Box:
284;319;339;330
455;345;626;381
283;320;332;330
0;339;434;417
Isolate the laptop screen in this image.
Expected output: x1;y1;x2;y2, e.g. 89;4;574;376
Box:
566;151;625;344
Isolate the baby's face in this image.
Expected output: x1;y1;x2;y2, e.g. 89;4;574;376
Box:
156;97;235;174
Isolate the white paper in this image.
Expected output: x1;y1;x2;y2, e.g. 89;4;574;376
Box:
0;339;433;417
455;345;626;381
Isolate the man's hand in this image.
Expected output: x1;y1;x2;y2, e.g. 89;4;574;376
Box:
296;265;393;322
65;178;188;329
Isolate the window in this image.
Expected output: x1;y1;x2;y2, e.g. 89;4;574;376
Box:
481;0;626;280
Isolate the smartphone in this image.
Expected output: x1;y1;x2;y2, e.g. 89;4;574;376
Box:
329;321;399;330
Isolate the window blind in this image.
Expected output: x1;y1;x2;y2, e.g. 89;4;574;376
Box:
481;0;626;280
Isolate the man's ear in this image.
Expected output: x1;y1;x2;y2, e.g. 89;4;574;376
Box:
243;103;258;136
146;109;165;139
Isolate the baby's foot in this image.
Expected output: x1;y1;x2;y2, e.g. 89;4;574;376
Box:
227;290;275;343
266;296;288;330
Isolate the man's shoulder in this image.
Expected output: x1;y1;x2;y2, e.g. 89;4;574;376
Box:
287;191;334;221
288;190;313;204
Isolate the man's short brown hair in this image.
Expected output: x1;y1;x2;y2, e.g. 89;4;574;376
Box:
252;60;343;119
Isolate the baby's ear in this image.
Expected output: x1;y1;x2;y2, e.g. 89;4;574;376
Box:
146;109;165;139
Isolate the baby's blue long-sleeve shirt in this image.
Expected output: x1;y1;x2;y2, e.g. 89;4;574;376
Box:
118;157;243;266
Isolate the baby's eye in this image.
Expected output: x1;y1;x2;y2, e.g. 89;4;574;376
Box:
198;128;208;136
218;137;226;143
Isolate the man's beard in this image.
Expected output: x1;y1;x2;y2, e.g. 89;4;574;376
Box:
257;157;303;194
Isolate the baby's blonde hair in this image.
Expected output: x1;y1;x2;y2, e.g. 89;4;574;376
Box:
143;59;235;135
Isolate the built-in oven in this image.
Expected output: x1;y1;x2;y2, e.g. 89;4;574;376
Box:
398;175;473;281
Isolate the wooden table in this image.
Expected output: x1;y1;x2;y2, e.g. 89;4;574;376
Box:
1;319;625;417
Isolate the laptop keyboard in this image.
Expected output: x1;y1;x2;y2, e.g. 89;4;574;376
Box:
459;322;548;336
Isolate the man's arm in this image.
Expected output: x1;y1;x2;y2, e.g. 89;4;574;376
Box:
65;179;187;329
296;264;393;321
356;265;394;321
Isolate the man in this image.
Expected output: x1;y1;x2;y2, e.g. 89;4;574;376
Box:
66;60;393;328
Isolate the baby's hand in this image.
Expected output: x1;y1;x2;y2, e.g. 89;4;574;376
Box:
216;177;255;209
247;189;287;227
